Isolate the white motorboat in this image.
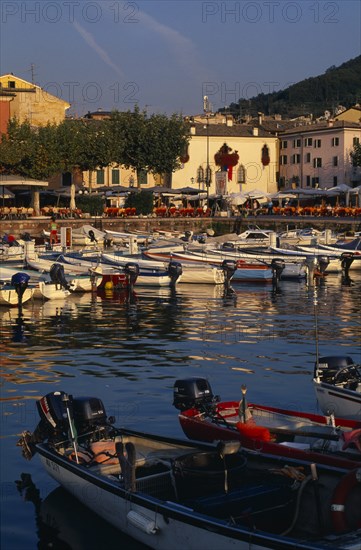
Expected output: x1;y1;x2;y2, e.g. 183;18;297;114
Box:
18;390;361;550
313;355;361;421
138;252;229;285
101;252;183;287
0;275;35;306
25;256;102;293
163;250;281;283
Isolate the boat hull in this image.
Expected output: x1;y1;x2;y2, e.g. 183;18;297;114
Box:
313;380;361;421
178;402;361;471
35;428;360;550
0;286;34;306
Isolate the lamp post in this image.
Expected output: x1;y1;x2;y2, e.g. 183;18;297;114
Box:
203;96;212;208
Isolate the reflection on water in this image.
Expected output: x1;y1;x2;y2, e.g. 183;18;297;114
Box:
1;274;360;549
15;474;147;550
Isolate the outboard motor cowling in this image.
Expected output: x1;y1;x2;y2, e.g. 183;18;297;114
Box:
341;253;354;279
222;259;237;280
314;355;354;383
11;272;30;303
173;378;218;412
168;261;182;286
124;262;139;289
88;230;98;243
50;263;70;290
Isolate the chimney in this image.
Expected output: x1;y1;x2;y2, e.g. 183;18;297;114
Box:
226;115;233;127
327;119;334;127
257;112;263;125
253;127;259;136
190;124;196;135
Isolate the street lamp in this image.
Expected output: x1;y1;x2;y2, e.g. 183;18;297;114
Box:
203;96;211;207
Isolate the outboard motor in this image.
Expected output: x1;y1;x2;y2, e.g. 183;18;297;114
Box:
88;230;98;243
183;230;193;242
221;259;237;291
11;272;30;308
49;263;70;290
271;259;285;286
124;262;139;290
17;391;112;460
173;378;219;413
168;261;182;286
314;355;356;384
341;253;354;280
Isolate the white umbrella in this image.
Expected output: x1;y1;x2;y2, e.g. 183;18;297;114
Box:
228;192;248;206
245;188;271;200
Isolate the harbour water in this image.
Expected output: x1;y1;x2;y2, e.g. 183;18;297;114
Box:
1;274;360;549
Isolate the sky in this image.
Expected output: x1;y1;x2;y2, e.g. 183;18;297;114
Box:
1;0;360;117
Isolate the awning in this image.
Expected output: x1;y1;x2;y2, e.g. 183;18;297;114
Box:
0;186;15;199
0;175;49;187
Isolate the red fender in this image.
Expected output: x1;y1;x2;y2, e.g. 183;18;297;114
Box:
331;468;361;533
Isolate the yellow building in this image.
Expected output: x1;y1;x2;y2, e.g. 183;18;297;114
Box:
334;106;361;123
0;74;70;126
82;114;278;198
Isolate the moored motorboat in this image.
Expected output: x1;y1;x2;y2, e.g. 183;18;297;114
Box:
101;252;183;287
173;378;361;471
18;390;361;550
0;272;35;306
313;355;361;421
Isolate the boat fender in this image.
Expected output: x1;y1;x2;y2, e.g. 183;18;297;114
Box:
331;468;361;533
236;421;272;442
127;511;158;534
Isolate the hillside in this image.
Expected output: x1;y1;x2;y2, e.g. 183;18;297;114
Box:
222;56;361;119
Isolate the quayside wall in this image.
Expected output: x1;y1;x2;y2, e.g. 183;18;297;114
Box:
0;214;360;240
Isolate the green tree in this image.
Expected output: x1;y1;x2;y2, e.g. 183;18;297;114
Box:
107;107;189;186
350;142;361;167
0;119;60;179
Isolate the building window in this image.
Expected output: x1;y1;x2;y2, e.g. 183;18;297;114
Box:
304;137;312;147
280;155;288;165
237;164;246;184
62;172;72;187
305;153;311;163
8;80;16;88
96;170;104;185
291;154;300;164
138;170;147;185
333;176;338;186
281;140;288;149
353;137;360;146
331;137;339;146
313;157;322;168
314;139;321;148
306;176;311;187
312;177;320;188
293;138;301;148
112;169;120;184
333;156;338;167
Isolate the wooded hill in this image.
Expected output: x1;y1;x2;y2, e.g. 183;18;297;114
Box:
222;55;361;120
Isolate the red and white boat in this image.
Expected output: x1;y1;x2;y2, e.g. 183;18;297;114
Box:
173;378;361;471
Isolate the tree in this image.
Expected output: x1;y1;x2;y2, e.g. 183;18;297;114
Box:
350;142;361;167
55;119;113;208
107;107;189;186
0;119;60;179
